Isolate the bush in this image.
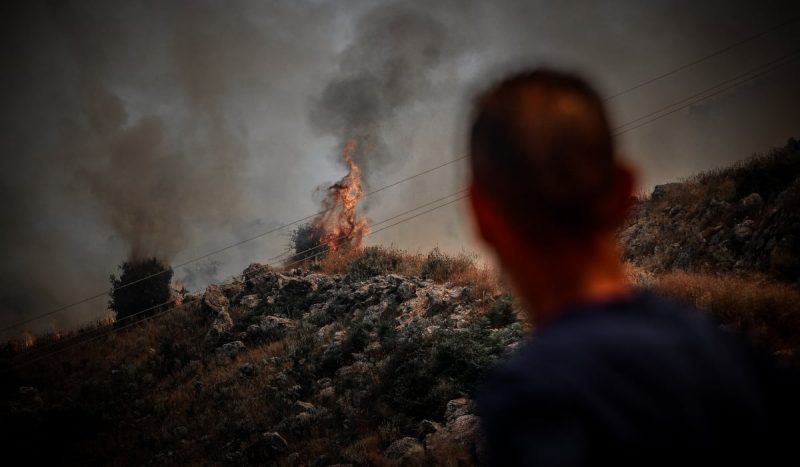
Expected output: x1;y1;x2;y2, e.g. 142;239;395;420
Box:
376;320;521;419
109;258;173;324
346;246;406;280
653;271;800;350
290;223;327;263
486;294;518;327
420;248;474;283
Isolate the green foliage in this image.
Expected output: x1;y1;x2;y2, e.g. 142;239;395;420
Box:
376;320;521;419
346;246;405;280
290;223;326;263
486;294;518;327
109;258;173;323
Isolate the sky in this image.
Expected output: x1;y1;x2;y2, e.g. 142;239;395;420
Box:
1;0;799;337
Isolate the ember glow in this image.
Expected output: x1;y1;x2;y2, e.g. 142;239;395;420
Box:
313;141;369;253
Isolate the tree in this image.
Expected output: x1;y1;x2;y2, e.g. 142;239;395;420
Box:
109;258;173;324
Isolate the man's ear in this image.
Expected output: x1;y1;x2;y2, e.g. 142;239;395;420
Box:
612;162;636;224
469;181;495;245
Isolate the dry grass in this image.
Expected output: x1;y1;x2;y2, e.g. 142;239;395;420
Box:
653;271;800;350
302;245;505;302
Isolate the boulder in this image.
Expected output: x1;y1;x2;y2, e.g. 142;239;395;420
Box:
733;220;756;243
651;183;681;201
202;284;229;316
262;431;288;454
739;192;764;213
445;398;474;424
384;437;425;464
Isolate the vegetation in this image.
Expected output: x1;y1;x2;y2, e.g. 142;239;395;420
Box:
108;258;174;323
4;140;800;465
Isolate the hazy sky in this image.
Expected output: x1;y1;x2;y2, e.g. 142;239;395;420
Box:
1;0;799;336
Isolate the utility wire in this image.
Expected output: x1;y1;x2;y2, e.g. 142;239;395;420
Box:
603;16;799;101
613;50;800;136
14;189;468;358
13;42;800;366
8;193;469;371
5;18;797;334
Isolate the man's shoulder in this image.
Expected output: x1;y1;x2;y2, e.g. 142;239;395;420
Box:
478;292;722;404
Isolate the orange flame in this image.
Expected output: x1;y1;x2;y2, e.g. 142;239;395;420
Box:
313;140;369;252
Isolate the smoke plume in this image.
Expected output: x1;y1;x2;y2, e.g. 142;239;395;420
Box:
309;3;466;182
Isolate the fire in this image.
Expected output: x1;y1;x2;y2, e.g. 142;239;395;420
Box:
312;140;369;253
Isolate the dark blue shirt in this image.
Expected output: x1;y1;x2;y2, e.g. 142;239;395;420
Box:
476;291;798;466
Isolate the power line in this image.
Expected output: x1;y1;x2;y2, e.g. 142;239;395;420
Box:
603;16;799;101
5;19;796;335
14;189;469;359
13;38;800;366
613;50;800;136
0;156;468;334
9;192;469;371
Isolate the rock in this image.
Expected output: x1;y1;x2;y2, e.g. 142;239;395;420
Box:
202;284;234;346
294;400;315;413
740;192;764;213
384;437;425;463
733;220;756;243
448;414;479;444
418;419;442;439
217;340;245;361
239;294;262;309
243;263;275;291
262;431;288;454
239;362;256;376
202;284;229;315
651;183;681;201
336;361;371;378
259;316;296;334
397;280;417;301
219;281;245;301
445;398;474;424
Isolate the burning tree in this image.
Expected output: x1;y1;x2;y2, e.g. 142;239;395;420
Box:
109;258;174;324
291;141;369;263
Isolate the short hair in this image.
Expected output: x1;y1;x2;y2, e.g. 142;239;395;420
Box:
469;69;617;239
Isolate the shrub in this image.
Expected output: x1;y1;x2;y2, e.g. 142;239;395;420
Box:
486;294;518;327
109;258;173;324
652;271;800;350
420;248;474;283
289;223;326;263
346;246;406;280
376;320;520;419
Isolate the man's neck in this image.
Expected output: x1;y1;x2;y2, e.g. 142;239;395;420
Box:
515;234;632;324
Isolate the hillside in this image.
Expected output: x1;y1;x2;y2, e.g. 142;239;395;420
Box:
621;138;800;282
4;141;800;466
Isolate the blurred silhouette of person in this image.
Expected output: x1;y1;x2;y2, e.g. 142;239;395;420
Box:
469;69;798;466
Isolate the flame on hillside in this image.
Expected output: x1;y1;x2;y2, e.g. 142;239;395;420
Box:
315;140;369;251
292;141;369;261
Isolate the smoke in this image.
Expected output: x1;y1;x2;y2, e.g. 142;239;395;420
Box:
1;0;798;338
309;3;468;183
0;0;340;335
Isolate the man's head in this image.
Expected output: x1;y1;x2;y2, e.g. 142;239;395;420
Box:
468;69;634;317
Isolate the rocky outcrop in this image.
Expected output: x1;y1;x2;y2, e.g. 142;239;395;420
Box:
620;139;800;282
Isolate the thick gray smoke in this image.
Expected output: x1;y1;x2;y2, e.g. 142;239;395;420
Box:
1;0;798;339
0;0;339;335
309;3;467;183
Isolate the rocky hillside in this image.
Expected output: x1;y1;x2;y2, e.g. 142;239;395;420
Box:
4;250;522;466
621;138;800;283
4;140;800;466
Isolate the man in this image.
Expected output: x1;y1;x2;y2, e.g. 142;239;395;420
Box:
470;69;797;466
